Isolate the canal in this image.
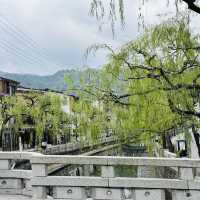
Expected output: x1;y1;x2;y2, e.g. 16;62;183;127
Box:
51;144;157;178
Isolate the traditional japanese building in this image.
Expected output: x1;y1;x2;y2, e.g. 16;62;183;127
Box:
0;77;20;151
0;77;19;96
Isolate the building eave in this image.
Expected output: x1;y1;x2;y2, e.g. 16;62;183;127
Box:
0;76;20;85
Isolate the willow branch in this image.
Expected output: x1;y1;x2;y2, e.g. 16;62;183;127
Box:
182;0;200;14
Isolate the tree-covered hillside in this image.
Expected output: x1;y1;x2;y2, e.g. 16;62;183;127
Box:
0;69;95;91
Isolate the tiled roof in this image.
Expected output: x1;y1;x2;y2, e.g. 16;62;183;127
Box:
0;76;20;84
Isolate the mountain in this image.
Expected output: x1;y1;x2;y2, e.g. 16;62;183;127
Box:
0;69;94;91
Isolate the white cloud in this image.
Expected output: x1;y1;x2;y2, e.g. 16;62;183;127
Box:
0;0;199;75
0;0;129;75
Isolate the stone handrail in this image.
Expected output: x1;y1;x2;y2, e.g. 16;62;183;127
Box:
31;155;200;199
0;152;200;199
45;135;117;155
0;151;41;159
163;149;177;158
0;152;40;196
31;155;200;167
154;141;177;158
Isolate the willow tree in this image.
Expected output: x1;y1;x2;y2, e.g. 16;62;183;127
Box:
65;73;116;144
0;91;70;149
90;0;200;32
67;18;200;153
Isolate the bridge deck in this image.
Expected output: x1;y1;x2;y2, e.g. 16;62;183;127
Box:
0;195;31;200
0;195;53;200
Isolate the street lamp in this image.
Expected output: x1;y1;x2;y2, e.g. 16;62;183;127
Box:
177;139;187;157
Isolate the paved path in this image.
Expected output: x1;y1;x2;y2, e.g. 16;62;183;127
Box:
0;195;31;200
0;195;54;200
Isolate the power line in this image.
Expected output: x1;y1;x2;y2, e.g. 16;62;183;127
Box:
0;15;53;59
0;17;55;64
0;20;51;65
0;39;44;66
0;13;65;70
0;35;46;66
0;47;34;70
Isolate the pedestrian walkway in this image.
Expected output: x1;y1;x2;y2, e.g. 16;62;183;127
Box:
0;195;31;200
0;195;53;200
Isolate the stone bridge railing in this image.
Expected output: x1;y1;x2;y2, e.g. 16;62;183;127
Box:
0;152;39;196
0;152;200;200
45;135;117;155
154;142;176;159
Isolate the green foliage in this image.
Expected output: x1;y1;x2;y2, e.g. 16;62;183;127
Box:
90;0;199;34
66;18;200;148
0;92;70;143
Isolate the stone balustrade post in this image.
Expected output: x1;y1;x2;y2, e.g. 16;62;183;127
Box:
83;165;94;176
0;159;11;170
101;166;115;178
137;152;155;178
0;158;24;195
172;167;194;200
98;165;122;200
137;160;164;200
179;167;194;180
32;163;47;199
137;165;155;178
196;168;200;177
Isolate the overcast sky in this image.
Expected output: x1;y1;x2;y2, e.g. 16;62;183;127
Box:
0;0;198;75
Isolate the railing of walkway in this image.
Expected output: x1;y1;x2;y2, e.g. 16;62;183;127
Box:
0;152;200;199
0;152;38;196
45;135;117;155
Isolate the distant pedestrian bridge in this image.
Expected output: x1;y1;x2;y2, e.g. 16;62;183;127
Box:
0;152;199;200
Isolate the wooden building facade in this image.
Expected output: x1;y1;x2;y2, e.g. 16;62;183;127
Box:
0;77;19;96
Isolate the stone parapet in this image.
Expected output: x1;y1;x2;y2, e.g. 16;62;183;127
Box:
0;152;199;199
